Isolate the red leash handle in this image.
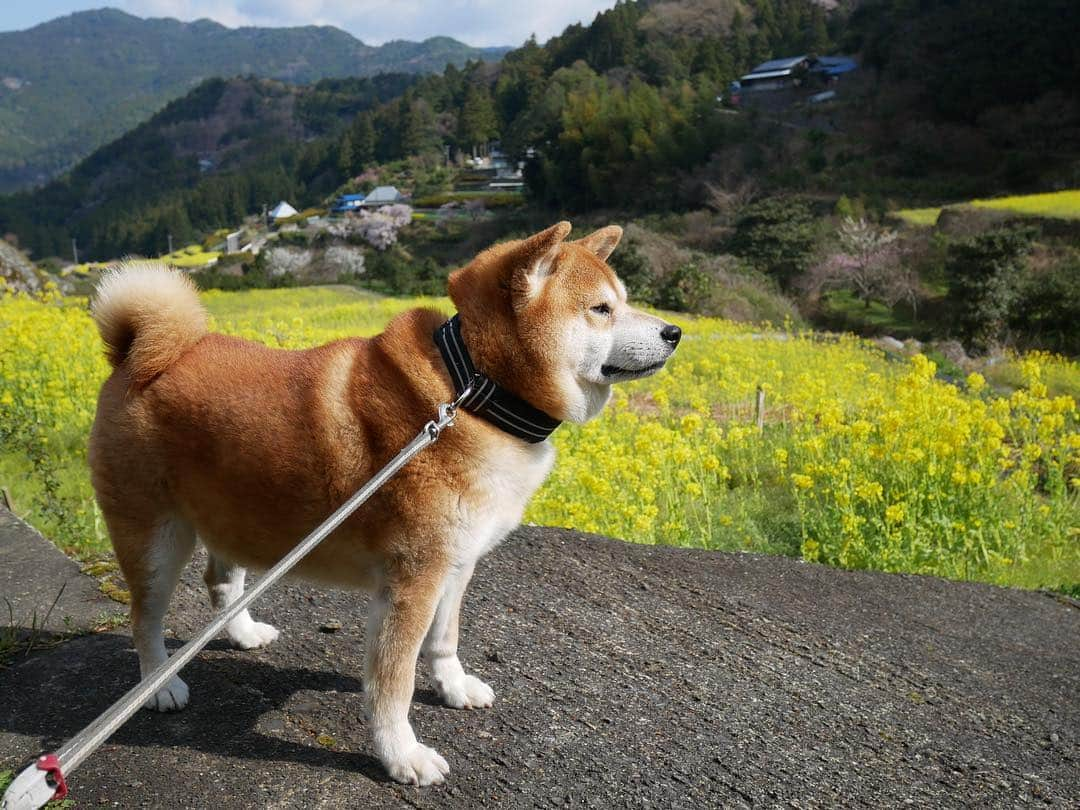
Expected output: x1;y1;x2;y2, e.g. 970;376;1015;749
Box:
35;755;67;801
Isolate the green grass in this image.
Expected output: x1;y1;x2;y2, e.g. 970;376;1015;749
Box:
895;189;1080;227
818;290;923;338
981;353;1080;401
893;207;941;227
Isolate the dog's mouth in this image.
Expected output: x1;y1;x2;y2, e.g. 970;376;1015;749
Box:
600;360;667;380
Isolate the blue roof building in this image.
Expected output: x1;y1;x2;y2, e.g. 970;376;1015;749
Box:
811;56;858;77
737;54;858;93
331;193;366;213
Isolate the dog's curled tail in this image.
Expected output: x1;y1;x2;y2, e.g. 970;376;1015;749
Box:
91;260;208;385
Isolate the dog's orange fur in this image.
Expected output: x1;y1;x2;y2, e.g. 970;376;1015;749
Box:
88;221;646;784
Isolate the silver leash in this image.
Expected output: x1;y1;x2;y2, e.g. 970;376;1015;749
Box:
1;383;474;810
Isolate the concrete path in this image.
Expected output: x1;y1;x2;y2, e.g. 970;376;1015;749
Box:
0;508;123;639
1;523;1077;808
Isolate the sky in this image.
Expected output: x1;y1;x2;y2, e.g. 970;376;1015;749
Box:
0;1;620;47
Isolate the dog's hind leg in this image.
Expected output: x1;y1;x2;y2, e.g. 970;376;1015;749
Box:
365;571;449;786
203;553;279;650
114;516;196;712
421;561;494;710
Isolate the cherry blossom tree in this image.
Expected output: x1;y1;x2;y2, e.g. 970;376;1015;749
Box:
803;217;921;312
328;204;413;251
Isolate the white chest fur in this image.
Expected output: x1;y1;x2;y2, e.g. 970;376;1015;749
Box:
451;439;555;564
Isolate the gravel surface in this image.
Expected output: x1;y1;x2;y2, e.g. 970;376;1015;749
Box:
1;525;1077;808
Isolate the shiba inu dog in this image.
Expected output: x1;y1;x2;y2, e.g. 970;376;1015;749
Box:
88;222;681;785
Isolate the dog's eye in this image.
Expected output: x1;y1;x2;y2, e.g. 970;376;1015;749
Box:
590;303;611;316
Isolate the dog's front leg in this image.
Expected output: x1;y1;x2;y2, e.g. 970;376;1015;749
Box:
365;573;449;786
421;561;495;709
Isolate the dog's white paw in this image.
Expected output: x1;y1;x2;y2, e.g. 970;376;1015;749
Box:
440;674;495;710
384;742;450;786
229;621;279;650
143;676;189;712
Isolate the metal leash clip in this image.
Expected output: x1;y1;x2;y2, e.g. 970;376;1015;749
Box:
425;376;478;441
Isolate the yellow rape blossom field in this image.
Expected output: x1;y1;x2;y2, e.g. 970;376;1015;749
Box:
2;285;1078;593
895;189;1080;227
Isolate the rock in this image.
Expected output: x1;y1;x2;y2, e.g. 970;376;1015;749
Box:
877;336;905;353
930;339;969;367
0;238;41;294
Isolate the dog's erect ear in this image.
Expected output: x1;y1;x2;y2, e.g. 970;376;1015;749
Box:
521;220;572;280
575;225;623;262
510;221;571;307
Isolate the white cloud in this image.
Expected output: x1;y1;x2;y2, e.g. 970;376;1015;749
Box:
120;0;618;47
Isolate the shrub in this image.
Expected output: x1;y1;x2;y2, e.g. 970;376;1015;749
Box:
363;248;447;296
608;239;656;303
216;251;255;268
944;226;1036;353
277;230;311;247
191;260;297;291
834;195;866;220
935;206;1012;238
1011;255;1080;355
610;224;797;323
656;262;712;312
728;196;819;287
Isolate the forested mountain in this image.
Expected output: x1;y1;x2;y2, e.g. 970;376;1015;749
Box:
844;0;1080;191
0;74;416;259
0;8;510;191
3;0;1077;262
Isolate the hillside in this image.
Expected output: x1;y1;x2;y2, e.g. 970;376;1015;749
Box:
0;75;414;260
0;0;832;260
4;0;1079;264
0;8;510;192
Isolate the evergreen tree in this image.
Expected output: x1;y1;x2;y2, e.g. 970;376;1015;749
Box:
946;227;1036;352
338;130;355;179
352;112;376;166
459;84;499;153
730;12;751;71
807;7;830;54
401;97;441;156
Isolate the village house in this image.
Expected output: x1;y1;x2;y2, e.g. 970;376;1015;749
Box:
738;55;812;91
726;54;858;107
331;193;366;213
267;200;298;222
361;186;405;207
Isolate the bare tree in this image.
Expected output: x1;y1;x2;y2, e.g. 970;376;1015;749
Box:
702;179;757;223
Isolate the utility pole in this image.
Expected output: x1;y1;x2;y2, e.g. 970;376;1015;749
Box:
71;238;78;265
167;232;173;255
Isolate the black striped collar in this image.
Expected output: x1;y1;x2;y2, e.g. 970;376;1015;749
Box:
433;315;561;443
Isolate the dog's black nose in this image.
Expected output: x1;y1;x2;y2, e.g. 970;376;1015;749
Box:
660;324;682;345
